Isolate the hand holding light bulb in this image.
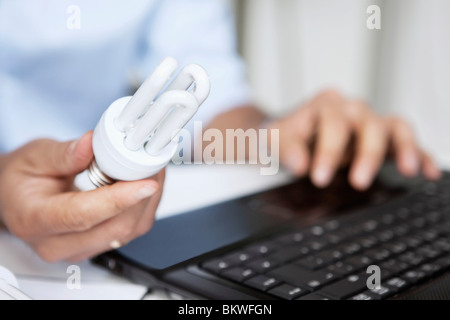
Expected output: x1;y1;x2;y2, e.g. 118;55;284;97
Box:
76;57;211;190
0;58;209;262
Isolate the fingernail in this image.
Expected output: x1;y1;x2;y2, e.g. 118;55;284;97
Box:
68;138;80;155
312;166;332;188
352;164;372;190
136;184;158;200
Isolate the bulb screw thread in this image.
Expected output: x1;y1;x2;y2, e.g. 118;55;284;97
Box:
87;159;116;188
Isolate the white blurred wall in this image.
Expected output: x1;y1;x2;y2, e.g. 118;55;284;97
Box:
235;0;450;167
376;0;450;168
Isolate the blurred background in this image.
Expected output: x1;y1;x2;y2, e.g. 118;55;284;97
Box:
232;0;450;168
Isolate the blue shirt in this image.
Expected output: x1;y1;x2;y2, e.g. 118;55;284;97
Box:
0;0;250;152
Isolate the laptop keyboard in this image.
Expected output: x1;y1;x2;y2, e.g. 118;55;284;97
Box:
199;180;450;300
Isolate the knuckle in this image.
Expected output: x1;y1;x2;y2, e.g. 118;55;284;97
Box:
389;116;404;124
359;112;385;131
391;117;413;132
351;99;369;109
26;139;46;150
319;89;343;101
346;100;376;119
61;202;94;232
330;117;350;133
111;199;125;213
367;115;386;129
5;210;36;240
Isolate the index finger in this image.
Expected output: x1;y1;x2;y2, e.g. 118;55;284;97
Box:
311;100;351;188
27;178;160;238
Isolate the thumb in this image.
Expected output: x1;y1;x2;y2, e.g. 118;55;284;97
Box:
33;178;160;236
39;131;94;177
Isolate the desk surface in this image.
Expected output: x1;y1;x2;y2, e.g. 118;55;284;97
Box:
0;164;291;300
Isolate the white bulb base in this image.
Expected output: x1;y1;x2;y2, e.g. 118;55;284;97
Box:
74;57;210;191
75;96;178;191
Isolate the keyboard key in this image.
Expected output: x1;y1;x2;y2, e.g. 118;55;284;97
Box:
381;213;396;226
295;256;329;271
338;243;362;255
411;217;427;229
396;208;412;220
268;284;308;300
316;249;345;262
364;285;395;300
245;242;278;256
435;238;450;253
309;225;325;236
202;258;233;274
326;262;355;277
398;252;426;265
318;273;368;300
380;259;410;276
423;183;439;196
384;242;408;255
344;255;373;270
295;250;342;271
334;228;357;242
324;233;343;245
417;245;441;259
400;236;424;249
304;239;327;252
435;256;450;270
439;196;450;207
411;203;426;215
437;222;450;234
244;275;281;292
365;248;391;262
374;229;395;242
362;220;378;232
268;247;305;263
273;232;305;245
355;236;378;249
297;293;331;300
221;267;256;283
402;270;427;284
350;293;375;300
392;224;411;237
417;229;439;242
419;263;441;277
324;220;340;231
425;212;443;224
269;265;336;290
386;277;409;293
223;252;254;265
245;258;279;273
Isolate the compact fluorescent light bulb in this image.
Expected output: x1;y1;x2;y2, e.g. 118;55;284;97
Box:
75;57;210;191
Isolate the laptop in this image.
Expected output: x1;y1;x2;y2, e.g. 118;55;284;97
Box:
94;162;450;300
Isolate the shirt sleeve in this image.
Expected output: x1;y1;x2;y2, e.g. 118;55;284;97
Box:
137;0;251;131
